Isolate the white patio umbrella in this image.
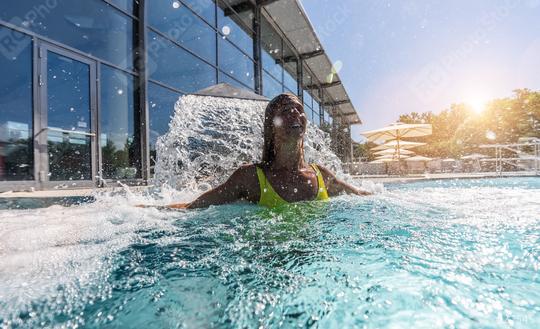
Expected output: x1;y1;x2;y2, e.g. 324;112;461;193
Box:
405;155;432;161
461;153;488;160
371;140;426;151
375;154;410;160
370;158;399;163
374;148;415;156
361;122;432;143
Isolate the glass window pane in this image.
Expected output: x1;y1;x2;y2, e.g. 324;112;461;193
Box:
313;109;321;126
149;1;216;64
46;51;92;181
99;65;140;179
261;16;282;81
148;82;182;174
305;106;313;122
284;87;297;96
303;90;313;110
181;0;216;26
0;27;33;181
302;72;312;91
218;71;253;91
217;1;253;58
148;31;216;92
284;65;297;94
218;38;254;89
262;72;282;100
262;49;282;82
0;0;135;70
107;0;135;15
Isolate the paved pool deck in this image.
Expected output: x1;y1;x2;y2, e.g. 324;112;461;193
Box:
0;171;538;199
352;171;539;184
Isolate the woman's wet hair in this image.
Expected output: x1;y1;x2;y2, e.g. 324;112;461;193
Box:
261;93;305;166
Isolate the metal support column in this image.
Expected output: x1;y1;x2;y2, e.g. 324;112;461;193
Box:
297;58;303;99
253;3;263;95
137;0;150;182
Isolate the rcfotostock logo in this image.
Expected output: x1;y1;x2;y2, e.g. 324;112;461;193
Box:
0;17;32;59
0;0;58;59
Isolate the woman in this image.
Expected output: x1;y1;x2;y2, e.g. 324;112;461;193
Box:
147;93;370;209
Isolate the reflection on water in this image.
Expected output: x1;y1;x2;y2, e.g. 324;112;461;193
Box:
0;177;539;328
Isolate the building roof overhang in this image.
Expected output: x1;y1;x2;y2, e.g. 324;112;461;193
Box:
262;0;361;125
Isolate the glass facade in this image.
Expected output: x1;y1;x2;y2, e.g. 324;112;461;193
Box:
218;38;254;89
46;50;93;181
100;65;140;179
147;31;216;93
149;1;216;64
262;72;282;99
148;82;182;171
106;0;136;15
0;0;343;190
0;27;33;181
217;0;254;58
0;0;135;70
182;0;216;26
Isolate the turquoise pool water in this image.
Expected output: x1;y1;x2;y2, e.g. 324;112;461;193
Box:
1;177;539;328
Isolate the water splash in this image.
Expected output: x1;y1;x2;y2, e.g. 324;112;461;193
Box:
153;94;343;192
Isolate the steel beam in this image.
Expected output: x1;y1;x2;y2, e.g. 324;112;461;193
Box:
321;99;350;106
304;80;341;90
278;49;324;64
224;0;279;16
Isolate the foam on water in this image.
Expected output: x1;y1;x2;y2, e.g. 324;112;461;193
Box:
0;178;539;328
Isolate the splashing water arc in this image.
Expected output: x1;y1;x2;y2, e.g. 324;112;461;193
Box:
153;94;343;192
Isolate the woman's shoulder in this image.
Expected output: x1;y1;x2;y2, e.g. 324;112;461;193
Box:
229;164;260;201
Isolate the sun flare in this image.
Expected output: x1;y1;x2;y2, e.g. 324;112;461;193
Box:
467;97;488;114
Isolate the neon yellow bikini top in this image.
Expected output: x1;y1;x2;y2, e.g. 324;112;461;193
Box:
256;164;329;208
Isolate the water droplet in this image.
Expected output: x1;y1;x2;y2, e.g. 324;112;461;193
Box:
319;188;324;192
117;89;123;95
69;107;75;112
485;130;496;140
222;25;231;36
293;188;298;193
172;1;181;9
263;188;267;193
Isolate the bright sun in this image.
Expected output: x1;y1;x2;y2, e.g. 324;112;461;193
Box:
467;97;488;114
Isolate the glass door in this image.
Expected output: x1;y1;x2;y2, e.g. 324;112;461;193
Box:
38;44;97;187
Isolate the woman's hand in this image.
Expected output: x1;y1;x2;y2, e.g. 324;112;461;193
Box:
317;165;373;196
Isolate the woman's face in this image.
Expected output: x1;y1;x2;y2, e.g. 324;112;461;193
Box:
272;102;307;141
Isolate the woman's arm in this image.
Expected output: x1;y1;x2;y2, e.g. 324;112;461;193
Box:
164;165;259;209
317;165;372;196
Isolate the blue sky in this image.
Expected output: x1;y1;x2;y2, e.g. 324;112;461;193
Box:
300;0;540;141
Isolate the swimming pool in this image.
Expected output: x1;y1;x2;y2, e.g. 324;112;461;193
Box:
1;177;539;328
